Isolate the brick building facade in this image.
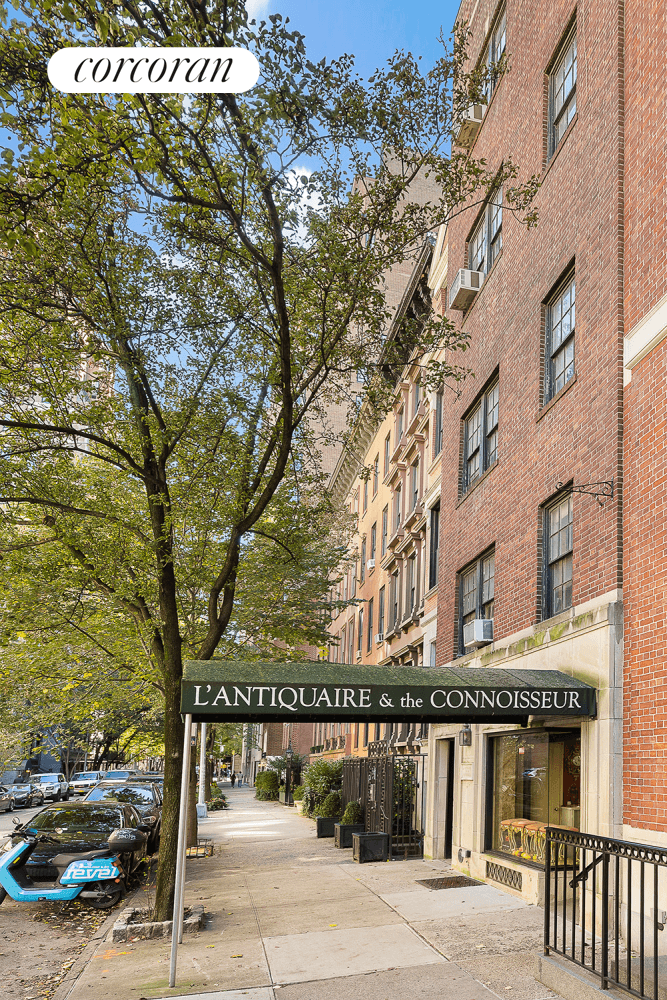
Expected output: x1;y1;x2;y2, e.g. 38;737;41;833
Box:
622;0;667;842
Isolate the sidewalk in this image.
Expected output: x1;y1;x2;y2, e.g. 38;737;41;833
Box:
61;786;558;1000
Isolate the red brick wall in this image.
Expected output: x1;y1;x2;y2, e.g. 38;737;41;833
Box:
435;0;624;663
624;1;667;331
622;0;667;832
623;341;667;831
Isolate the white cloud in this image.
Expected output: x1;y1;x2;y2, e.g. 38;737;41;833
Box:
246;0;271;21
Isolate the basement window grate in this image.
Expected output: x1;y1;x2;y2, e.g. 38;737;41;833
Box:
486;861;523;891
416;875;484;890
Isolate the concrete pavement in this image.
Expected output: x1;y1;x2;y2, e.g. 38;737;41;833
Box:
60;785;558;1000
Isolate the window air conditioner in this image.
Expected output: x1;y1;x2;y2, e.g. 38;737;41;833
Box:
463;618;494;648
367;558;375;570
375;633;384;643
454;104;487;149
449;268;484;311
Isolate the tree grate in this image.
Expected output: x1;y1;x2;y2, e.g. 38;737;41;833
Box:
416;875;484;890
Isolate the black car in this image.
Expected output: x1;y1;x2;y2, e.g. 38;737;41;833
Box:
83;782;162;854
17;801;148;883
7;782;45;808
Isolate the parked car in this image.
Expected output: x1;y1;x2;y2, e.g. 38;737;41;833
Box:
31;773;69;801
0;786;16;812
101;770;143;781
68;771;103;795
82;781;162;854
6;782;45;808
14;801;148;883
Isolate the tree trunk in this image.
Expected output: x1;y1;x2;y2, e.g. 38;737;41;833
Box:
205;725;215;801
154;670;184;921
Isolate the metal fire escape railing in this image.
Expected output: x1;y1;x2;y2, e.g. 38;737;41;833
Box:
545;828;667;1000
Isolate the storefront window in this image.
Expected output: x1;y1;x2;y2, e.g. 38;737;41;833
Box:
490;730;581;865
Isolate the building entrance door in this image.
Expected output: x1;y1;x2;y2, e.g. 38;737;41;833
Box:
433;738;455;860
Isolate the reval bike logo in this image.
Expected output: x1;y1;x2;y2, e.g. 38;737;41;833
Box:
48;47;260;94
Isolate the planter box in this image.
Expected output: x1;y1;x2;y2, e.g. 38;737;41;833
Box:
111;904;205;943
316;816;341;838
334;823;365;849
352;831;390;863
279;790;293;805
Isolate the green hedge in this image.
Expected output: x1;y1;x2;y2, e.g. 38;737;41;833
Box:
255;769;279;801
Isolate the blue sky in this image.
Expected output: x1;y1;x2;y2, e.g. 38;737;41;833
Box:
246;0;462;80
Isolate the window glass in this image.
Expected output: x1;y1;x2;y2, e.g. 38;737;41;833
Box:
378;586;385;635
488;188;503;266
367;598;374;651
463;379;499;491
434;390;444;456
469;217;487;273
492;731;581;864
87;784;154;806
465;405;482;483
553;32;577;145
381;506;388;555
28;807;122;834
548;494;573;614
549;275;576;396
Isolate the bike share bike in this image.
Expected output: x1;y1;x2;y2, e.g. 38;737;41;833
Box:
0;819;147;909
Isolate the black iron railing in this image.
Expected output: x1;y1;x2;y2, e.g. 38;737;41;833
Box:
545;828;667;1000
342;753;426;858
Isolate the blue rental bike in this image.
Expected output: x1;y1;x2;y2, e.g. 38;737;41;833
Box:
0;824;146;909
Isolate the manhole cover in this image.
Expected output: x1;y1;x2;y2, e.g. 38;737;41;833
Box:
416;876;484;890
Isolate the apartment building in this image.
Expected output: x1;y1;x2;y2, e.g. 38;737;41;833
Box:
422;0;626;904
322;234;447;760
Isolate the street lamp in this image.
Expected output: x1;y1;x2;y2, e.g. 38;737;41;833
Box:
285;738;294;803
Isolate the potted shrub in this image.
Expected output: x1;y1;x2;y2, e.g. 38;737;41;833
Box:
315;790;343;838
334;799;365;848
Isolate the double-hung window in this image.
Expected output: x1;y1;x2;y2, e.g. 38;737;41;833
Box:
394;485;402;532
370;523;377;563
428;502;440;590
434;390;444;456
373;455;379;495
549;28;577;156
347;621;354;662
367;598;374;652
378;586;386;637
363;478;368;512
381;506;388;555
384;434;390;475
482;4;507;101
396;408;404;445
413;380;420;417
468;188;503;276
458;549;495;655
546;273;575;399
544;494;573;617
357;608;363;655
407;553;417;612
463;379;499;491
360;537;366;583
390;570;400;629
410;461;419;511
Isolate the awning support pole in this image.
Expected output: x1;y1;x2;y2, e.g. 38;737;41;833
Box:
168;712;192;989
198;722;207;808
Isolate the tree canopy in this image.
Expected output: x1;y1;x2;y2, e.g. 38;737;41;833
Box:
0;0;538;916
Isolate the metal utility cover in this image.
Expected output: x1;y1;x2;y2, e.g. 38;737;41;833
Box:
416;876;484;890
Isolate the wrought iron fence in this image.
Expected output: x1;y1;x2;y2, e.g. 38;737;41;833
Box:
342;752;426;858
545;828;667;1000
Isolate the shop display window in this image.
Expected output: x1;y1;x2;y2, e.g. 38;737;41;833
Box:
490;730;581;865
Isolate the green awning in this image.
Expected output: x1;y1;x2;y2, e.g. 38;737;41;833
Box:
181;660;597;724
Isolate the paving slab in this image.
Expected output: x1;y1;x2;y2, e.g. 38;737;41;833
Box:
458;953;560;1000
378;883;528;920
411;906;546;960
157;991;275;1000
250;892;402;936
263;923;446;984
274;962;503;1000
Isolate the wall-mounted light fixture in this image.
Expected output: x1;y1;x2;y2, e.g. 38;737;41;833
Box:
458;724;472;747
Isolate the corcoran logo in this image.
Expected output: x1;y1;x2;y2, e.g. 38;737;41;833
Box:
47;47;260;94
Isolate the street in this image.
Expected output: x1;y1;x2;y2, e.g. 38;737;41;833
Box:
0;803;44;836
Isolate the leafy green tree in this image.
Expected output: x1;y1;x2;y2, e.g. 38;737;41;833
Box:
0;0;537;917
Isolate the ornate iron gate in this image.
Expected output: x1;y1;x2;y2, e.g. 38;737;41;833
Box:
342;750;426;858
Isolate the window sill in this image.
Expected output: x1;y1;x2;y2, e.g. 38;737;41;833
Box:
456;459;499;507
542;113;578;181
536;373;577;422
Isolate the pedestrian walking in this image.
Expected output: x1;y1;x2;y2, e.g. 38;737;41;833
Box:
230;772;236;787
